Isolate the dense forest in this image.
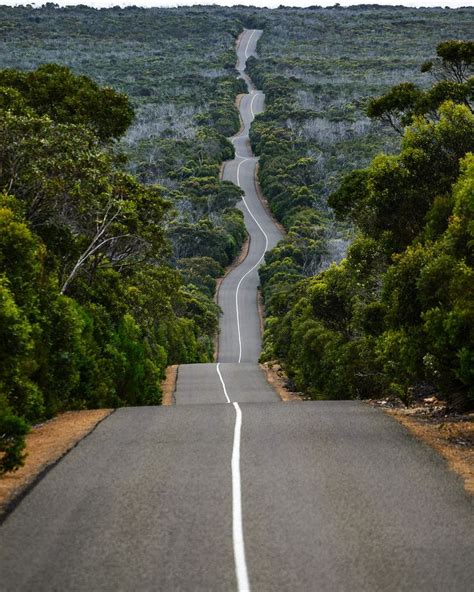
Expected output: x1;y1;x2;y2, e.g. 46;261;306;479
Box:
253;23;474;411
245;7;472;300
1;4;473;472
0;5;249;472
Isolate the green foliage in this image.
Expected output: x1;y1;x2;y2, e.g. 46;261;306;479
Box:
0;7;247;348
0;395;29;474
263;99;474;411
249;8;473;357
366;83;425;133
177;257;223;298
252;18;474;411
0;64;134;140
367;40;473;133
432;40;474;83
331;103;474;253
0;36;245;470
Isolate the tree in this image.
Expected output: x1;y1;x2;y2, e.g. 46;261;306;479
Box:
367;83;425;134
368;42;474;132
424;40;474;84
0;64;134;141
332;102;474;253
262;100;474;410
0;112;169;294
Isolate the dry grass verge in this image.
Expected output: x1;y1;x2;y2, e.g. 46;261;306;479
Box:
369;397;473;495
0;409;112;516
233;94;245;136
257;288;265;340
260;362;304;402
161;364;178;406
387;408;473;495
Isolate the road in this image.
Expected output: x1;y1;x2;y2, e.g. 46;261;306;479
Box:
218;31;283;363
1;29;473;592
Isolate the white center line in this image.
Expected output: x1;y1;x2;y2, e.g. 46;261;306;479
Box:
244;29;256;59
216;363;231;404
214;28;258;592
232;33;268;363
232;401;250;592
236;157;250;187
234;158;269;364
215;364;251;592
250;93;258;119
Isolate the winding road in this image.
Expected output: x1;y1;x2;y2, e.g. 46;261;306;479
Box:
1;29;473;592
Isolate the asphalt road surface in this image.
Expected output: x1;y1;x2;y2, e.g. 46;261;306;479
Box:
218;31;283;363
1;29;473;592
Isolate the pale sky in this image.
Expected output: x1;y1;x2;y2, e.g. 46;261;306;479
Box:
1;1;473;8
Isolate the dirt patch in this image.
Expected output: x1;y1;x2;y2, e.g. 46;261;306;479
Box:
214;235;250;360
260;362;304;402
0;409;112;516
235;94;244;111
161;364;178;407
235;30;245;65
369;398;474;495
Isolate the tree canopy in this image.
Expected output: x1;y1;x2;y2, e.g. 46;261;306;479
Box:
0;64;134;140
0;61;244;473
259;42;474;413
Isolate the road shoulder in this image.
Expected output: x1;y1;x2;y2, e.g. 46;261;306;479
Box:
0;409;112;518
161;364;178;406
381;404;474;495
260;361;473;494
260;362;305;402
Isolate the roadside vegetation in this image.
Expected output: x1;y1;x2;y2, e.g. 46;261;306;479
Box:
252;10;474;413
1;4;473;473
0;66;226;473
246;5;472;305
0;5;249;472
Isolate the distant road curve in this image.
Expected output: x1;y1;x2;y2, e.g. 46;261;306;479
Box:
218;29;283;364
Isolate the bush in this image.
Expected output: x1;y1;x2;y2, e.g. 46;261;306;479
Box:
0;396;29;474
